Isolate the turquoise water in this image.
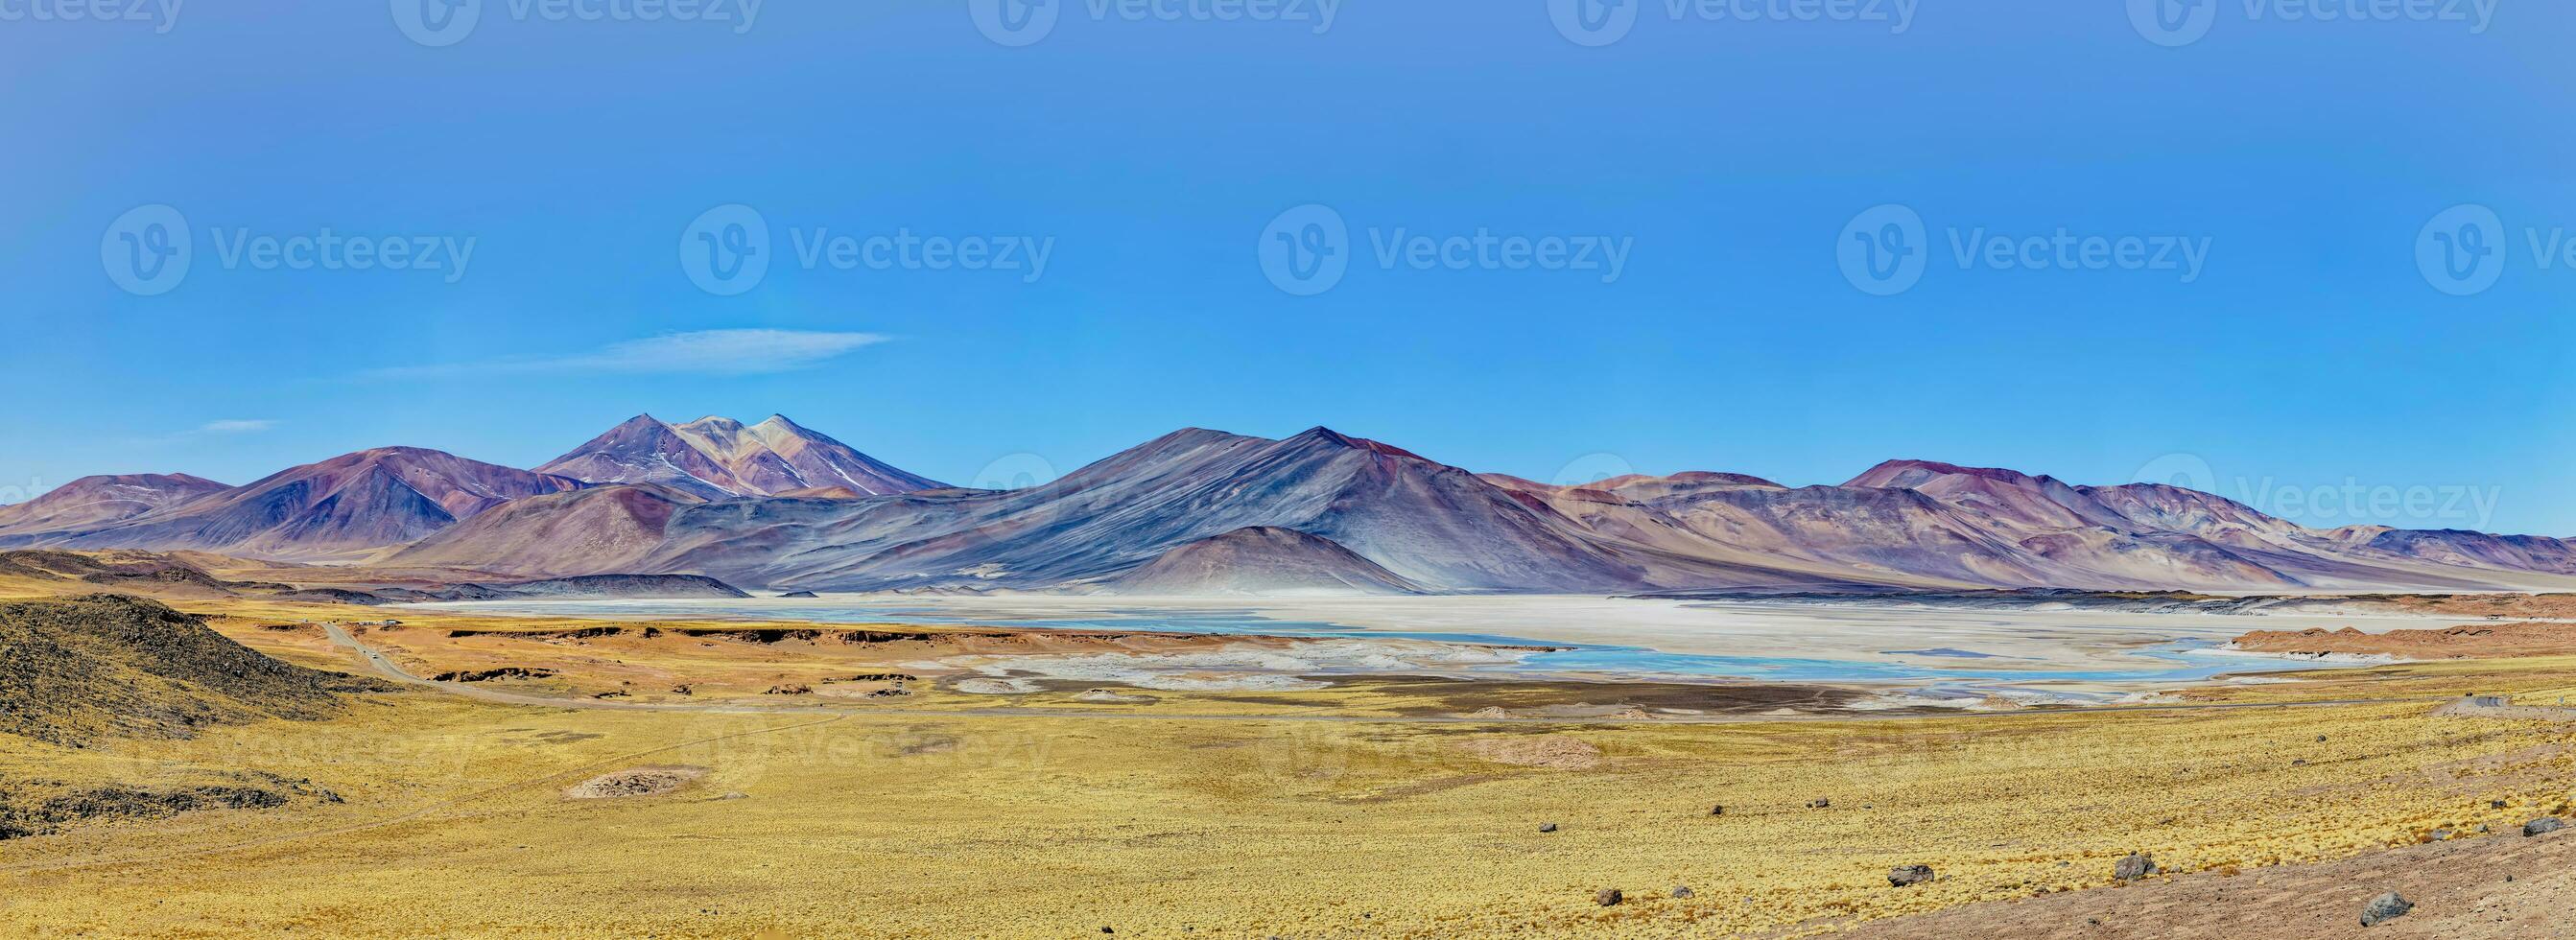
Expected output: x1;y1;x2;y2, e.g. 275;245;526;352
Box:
402;599;2339;687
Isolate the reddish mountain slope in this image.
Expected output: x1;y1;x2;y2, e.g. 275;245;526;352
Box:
47;448;584;560
1103;527;1427;596
537;414;942;499
0;474;230;542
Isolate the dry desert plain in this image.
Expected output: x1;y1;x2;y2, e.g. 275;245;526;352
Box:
7;584;2576;936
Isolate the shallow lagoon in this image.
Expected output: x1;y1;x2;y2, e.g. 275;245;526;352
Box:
400;594;2427;692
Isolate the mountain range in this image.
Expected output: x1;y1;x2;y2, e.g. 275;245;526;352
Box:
4;414;2571;596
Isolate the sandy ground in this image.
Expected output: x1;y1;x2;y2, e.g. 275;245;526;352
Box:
1840;823;2576;939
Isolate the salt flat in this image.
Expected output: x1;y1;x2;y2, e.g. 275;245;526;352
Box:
402;594;2470;692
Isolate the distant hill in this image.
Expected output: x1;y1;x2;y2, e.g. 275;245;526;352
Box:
0;474;230;542
0;595;389;745
538;413;943;500
1104;527;1427;597
11;419;2576;596
388;484;706;577
40;448;586;561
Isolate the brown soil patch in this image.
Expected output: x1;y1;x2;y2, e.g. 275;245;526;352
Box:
561;765;708;799
2365;593;2576;621
2233;621;2576;659
1452;734;1604;769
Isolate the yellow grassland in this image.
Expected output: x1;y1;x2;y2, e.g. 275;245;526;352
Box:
2;597;2573;937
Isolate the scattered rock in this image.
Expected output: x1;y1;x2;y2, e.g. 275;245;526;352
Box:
1595;888;1622;906
1888;865;1935;887
671;684;694;695
562;765;707;800
1538;822;1558;834
764;684;813;695
1808;798;1832;809
1710;805;1725;816
2359;891;2414;927
1075;689;1155;704
2428;829;2454;841
1670;885;1694;899
2522;817;2564;836
2115;853;2159;881
2493;799;2509;810
430;667;557;683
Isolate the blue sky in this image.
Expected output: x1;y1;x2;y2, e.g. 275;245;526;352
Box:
3;1;2569;535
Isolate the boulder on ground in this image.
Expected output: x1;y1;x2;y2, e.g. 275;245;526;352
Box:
1594;888;1622;906
2115;853;2159;881
2523;817;2564;836
1538;822;1558;833
1670;885;1693;899
1888;865;1935;887
2360;891;2414;927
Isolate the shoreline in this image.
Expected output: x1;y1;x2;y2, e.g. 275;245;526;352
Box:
389;593;2425;697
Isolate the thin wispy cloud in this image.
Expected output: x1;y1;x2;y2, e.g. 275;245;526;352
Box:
197;419;278;435
364;329;889;379
127;418;280;446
